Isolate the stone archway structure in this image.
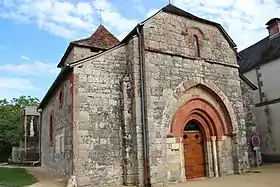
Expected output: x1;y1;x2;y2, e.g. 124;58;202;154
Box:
162;78;238;138
163;78;239;182
171;96;226;141
170;78;238;135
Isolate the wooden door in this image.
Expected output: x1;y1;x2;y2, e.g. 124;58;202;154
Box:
183;131;205;179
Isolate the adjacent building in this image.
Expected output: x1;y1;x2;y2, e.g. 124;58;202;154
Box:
239;18;280;162
38;4;258;187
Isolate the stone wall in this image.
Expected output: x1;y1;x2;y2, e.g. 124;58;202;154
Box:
63;46;97;67
142;11;250;185
240;79;258;166
166;137;184;184
41;71;73;175
121;36;143;186
73;46;97;62
73;45;127;186
218;136;234;176
143;12;237;66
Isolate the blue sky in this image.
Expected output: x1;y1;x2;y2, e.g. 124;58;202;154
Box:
0;0;279;101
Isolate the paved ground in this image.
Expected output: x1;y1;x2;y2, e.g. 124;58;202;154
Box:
2;163;280;186
171;164;280;187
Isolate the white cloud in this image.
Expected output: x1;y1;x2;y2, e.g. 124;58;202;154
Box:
0;56;59;76
171;0;280;50
76;2;94;15
1;0;279;51
92;0;139;40
0;0;139;40
0;77;38;100
0;77;37;91
0;55;58;99
21;56;30;61
145;8;160;18
132;0;145;13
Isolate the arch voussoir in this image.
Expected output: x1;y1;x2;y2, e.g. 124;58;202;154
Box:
171;97;226;141
185;113;211;141
171;78;237;135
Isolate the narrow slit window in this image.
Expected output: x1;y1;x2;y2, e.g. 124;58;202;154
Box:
59;91;63;108
50;114;54;146
194;35;200;57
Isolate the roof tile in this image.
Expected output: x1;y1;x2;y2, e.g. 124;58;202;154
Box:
238;36;280;73
72;25;120;49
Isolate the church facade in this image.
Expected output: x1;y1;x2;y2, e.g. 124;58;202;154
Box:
38;4;258;187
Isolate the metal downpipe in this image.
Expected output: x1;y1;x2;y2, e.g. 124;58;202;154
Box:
137;25;151;187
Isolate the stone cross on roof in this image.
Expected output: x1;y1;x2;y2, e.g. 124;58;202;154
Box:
96;6;104;25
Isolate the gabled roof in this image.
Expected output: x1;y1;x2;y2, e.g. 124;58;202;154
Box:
39;4;241;109
72;25;120;49
57;25;119;67
238;35;280;74
122;4;237;49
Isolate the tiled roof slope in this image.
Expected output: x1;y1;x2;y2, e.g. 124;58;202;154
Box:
238;35;280;74
72;25;120;49
57;25;119;67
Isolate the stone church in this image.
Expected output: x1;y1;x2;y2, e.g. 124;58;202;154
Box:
38;4;258;187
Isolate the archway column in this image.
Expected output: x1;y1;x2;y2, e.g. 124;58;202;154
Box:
205;141;214;177
211;136;219;177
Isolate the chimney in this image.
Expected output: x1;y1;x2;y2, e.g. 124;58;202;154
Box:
266;18;280;40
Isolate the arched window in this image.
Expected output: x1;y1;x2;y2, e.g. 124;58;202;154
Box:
184;120;200;132
194;35;200;57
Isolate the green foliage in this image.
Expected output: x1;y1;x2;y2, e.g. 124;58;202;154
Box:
0;96;40;162
0;167;37;187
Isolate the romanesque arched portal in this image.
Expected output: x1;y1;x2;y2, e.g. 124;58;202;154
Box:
164;79;238;182
171;96;229;179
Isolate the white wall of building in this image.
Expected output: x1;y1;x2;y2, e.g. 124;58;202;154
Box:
244;58;280;161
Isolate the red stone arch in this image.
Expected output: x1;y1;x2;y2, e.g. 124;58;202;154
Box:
172;79;237;135
171;96;226;141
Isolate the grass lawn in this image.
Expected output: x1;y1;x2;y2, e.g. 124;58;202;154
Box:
0;167;37;187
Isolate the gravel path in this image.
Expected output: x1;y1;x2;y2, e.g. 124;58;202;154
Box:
25;167;67;187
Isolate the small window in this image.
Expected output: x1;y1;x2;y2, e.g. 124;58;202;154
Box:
50;114;54;146
194;35;200;57
90;48;99;52
59;91;63;108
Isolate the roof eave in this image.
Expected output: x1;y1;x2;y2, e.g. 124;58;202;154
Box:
57;43;74;68
38;67;72;109
217;24;237;48
69;43;126;68
236;52;243;60
239;73;258;90
121;24;141;44
57;42;109;68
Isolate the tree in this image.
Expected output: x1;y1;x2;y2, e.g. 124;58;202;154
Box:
0;96;40;162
